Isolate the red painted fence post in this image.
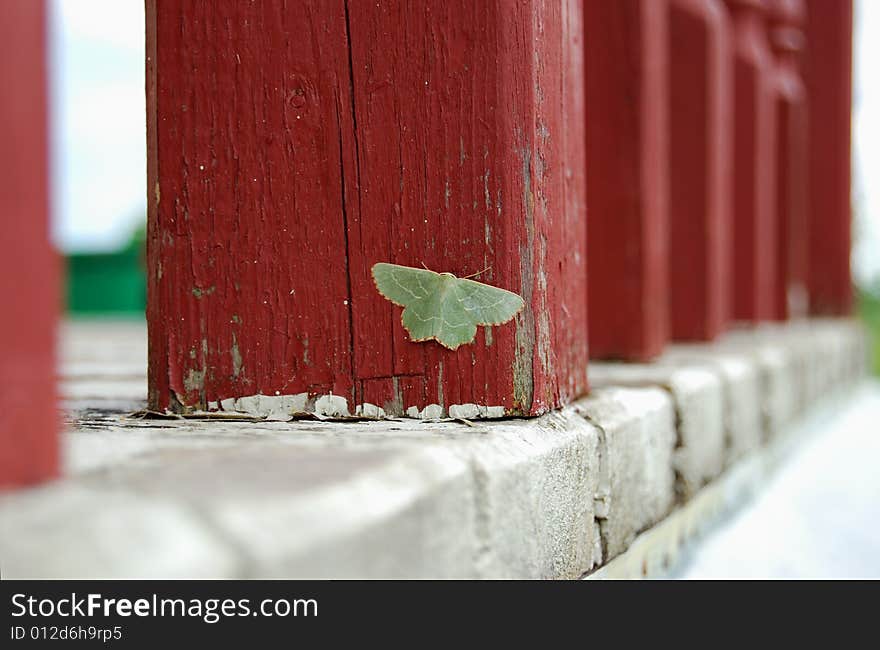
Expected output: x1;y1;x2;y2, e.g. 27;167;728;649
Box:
724;0;778;322
667;0;733;341
584;0;669;360
769;0;810;320
0;0;58;489
147;1;588;418
804;0;854;315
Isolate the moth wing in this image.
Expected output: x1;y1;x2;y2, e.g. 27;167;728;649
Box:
401;290;446;343
371;263;441;307
431;284;478;350
373;264;524;351
453;277;525;327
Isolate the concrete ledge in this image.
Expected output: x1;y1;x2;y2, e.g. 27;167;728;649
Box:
0;318;869;579
586;378;874;580
588;364;725;499
661;346;763;463
574;388;676;561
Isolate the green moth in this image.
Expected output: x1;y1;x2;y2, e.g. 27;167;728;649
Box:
371;262;525;350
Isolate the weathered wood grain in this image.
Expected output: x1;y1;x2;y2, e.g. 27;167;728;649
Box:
147;0;357;412
147;0;588;416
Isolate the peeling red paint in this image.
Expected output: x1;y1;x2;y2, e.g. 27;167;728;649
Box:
147;0;588;417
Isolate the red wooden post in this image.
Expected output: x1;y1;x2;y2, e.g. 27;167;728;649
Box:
724;0;778;321
769;0;809;320
584;0;669;360
804;0;854;315
147;1;588;418
0;0;59;489
667;0;733;340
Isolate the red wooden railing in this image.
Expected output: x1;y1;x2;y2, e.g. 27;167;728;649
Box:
584;0;670;361
0;0;58;489
142;0;857;412
769;0;810;320
0;0;857;485
725;0;779;322
805;0;855;315
668;0;732;341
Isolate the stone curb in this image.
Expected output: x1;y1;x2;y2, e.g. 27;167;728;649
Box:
0;318;869;579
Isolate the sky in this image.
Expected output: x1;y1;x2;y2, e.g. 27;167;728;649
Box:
50;0;880;288
50;0;145;252
853;0;880;286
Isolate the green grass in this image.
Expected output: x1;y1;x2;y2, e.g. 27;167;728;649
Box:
858;288;880;375
65;222;146;316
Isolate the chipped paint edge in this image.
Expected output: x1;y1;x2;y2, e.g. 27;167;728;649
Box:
196;393;510;422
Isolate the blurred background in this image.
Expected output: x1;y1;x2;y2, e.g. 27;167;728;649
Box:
52;0;878;368
51;0;145;316
853;0;880;372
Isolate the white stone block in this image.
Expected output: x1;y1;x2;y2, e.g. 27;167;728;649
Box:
575;387;677;561
588;363;725;498
443;411;602;579
0;484;238;579
662;345;764;465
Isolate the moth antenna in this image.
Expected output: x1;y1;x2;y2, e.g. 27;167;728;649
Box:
463;265;492;280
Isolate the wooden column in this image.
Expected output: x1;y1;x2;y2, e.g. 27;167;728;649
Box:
769;0;809;320
804;0;854;315
0;0;58;489
725;0;777;321
667;0;733;340
584;0;669;360
147;1;588;418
